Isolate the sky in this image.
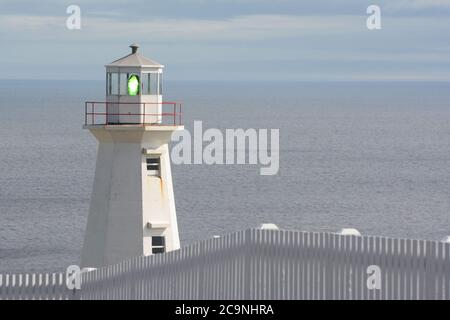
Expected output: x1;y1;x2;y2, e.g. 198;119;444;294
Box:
0;0;450;81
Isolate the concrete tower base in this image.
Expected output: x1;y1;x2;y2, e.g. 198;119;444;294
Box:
81;124;183;268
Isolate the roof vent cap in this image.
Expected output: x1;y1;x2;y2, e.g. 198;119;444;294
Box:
130;43;139;54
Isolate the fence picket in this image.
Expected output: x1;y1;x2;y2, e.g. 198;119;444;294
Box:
1;229;450;300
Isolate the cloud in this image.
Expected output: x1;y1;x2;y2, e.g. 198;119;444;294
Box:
385;0;450;12
407;0;450;8
0;2;449;81
2;12;448;44
0;13;363;43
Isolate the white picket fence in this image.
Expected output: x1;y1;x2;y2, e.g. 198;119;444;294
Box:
1;228;449;300
0;272;79;300
80;228;450;300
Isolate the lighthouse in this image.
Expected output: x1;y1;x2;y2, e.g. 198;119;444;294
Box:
81;44;183;268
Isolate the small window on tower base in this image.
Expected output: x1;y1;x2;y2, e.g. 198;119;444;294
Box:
152;247;165;254
146;157;161;176
151;236;165;254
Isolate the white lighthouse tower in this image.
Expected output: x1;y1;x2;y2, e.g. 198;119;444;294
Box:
81;44;183;268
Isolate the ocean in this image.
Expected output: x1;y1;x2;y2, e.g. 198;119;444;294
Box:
0;80;449;273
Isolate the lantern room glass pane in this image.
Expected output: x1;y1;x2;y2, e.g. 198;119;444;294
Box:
109;73;119;95
150;73;158;95
119;73;128;95
139;73;161;95
142;73;159;95
106;73;110;95
142;73;150;95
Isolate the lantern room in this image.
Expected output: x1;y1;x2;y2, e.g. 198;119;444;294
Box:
105;43;163;124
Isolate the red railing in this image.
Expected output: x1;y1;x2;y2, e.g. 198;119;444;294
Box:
84;101;182;126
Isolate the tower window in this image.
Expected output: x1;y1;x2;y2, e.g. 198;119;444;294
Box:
152;236;165;254
146;157;161;176
119;73;128;95
142;73;159;95
107;72;119;95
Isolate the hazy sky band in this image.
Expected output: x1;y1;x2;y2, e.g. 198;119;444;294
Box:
1;0;449;81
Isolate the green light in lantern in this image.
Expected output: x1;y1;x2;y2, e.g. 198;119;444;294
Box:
127;74;139;96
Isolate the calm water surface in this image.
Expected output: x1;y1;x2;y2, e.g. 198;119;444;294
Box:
0;80;449;272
